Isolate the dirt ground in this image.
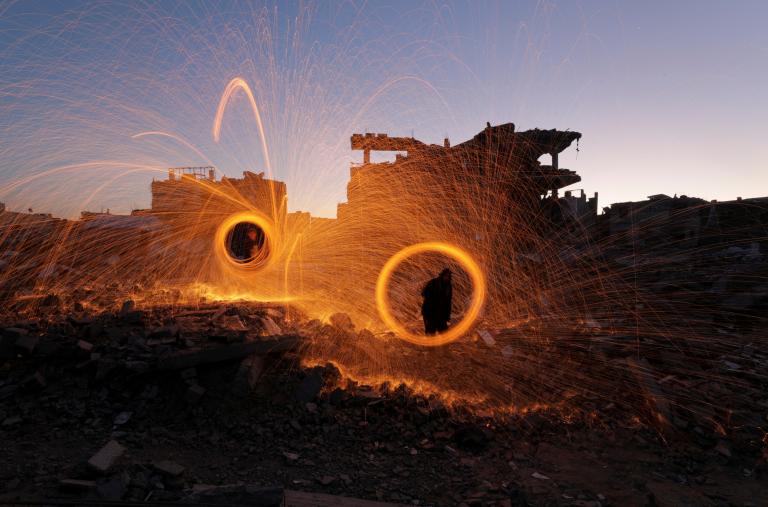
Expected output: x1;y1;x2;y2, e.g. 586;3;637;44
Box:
1;299;766;506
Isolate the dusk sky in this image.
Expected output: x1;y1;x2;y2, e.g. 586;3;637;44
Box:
1;0;766;218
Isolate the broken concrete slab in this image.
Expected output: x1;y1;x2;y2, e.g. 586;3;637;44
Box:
157;335;300;371
231;355;266;396
87;440;125;473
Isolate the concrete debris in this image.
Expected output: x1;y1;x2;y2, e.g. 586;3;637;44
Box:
59;479;96;492
113;411;132;426
87;440;126;473
185;384;206;404
153;460;185;477
294;367;325;403
478;329;496;347
329;313;355;332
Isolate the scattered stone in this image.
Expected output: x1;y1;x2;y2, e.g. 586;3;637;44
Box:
113;411;132;426
119;300;135;315
318;475;336;486
77;339;93;352
478;329;496;347
153;460;185;477
87;440;126;473
186;384;206;404
96;475;125;500
329;313;354;332
14;334;38;354
2;416;21;427
295;367;325;403
260;316;282;335
715;440;732;458
59;479;96;492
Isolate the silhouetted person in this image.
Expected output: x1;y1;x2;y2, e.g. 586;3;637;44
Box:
421;268;452;334
232;227;263;261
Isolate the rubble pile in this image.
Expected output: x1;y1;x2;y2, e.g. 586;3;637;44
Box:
0;295;766;506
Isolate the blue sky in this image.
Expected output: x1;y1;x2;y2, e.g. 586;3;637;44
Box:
1;1;766;217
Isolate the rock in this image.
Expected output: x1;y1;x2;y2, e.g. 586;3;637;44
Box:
318;475;336;486
148;324;179;339
96;476;125;500
153;460;185;477
2;416;21;426
77;340;94;352
454;425;491;452
531;472;551;480
478;329;496;347
42;293;60;307
283;451;300;461
186;384;206;404
14;334;38;354
714;440;731;458
59;479;96;492
260;316;282;335
294;367;325;403
113;411;132;426
158;336;299;370
120;300;135;314
329;313;354;333
87;440;126;473
236;355;265;391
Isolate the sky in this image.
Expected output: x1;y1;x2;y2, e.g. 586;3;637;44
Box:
0;0;766;218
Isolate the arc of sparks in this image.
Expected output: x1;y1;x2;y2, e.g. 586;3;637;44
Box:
212;77;278;221
212;77;273;178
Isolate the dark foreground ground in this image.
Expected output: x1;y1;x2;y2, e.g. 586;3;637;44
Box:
0;299;766;507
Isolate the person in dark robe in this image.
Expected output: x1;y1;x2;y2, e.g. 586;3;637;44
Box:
421;268;453;334
241;227;262;260
231;226;263;261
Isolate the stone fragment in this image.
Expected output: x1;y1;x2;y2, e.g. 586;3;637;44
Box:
96;476;125;500
714;440;732;458
294;367;325;403
77;340;93;352
186;384;206;404
87;440;126;473
157;336;299;370
329;313;354;332
14;334;38;354
59;479;96;492
113;411;132;426
478;329;496;347
153;460;185;477
318;475;336;486
260;316;282;335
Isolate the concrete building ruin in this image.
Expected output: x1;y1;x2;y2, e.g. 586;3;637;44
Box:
338;123;597;230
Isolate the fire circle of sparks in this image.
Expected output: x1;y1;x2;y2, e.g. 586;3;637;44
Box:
214;212;276;274
375;241;486;347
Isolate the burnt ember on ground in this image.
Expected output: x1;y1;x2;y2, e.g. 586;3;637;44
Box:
1;294;766;507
